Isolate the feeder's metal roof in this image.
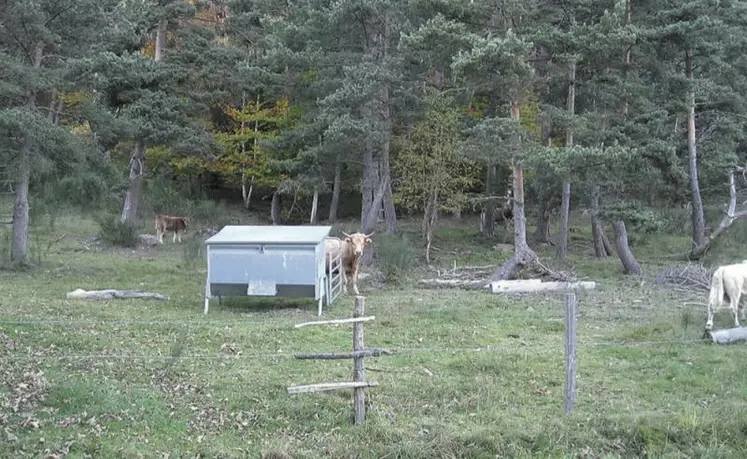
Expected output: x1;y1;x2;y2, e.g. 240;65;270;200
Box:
205;225;332;245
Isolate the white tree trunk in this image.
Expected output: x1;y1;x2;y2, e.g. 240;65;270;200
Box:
155;19;167;61
241;173;254;209
310;186;319;224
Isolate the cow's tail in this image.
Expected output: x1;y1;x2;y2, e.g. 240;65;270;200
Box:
708;267;726;311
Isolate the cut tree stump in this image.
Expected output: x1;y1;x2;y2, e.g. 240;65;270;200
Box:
489;280;596;294
66;288;169;301
706;327;747;344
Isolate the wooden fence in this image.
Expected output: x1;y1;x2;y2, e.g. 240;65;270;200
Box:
288;296;393;424
289;292;579;421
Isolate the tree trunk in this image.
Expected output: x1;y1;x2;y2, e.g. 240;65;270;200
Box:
270;191;281;225
533;198;551;244
611;220;642;275
480;165;496;236
557;181;571;257
602;228;614;256
360;133;377;227
362;173;388;234
310;186;319;224
329;157;342;222
557;62;575;259
590;185;608;257
492;102;537;281
121;19;167;225
423;189;438;264
11;138;31;266
241;173;254;210
378;89;397;234
11;42;44;266
155;19;167;61
121;139;146;224
686;48;706;249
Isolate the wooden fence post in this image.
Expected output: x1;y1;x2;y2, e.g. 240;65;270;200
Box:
564;291;578;415
353;295;365;424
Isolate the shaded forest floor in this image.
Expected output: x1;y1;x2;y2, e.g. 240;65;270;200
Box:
2;204;747;458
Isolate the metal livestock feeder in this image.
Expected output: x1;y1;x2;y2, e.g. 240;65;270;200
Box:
203;225;344;316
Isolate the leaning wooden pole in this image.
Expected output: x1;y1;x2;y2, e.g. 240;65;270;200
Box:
353;295;366;424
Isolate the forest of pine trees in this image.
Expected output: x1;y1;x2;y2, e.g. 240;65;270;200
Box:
2;0;747;268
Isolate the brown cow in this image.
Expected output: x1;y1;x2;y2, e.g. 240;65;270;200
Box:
325;231;374;295
155;214;189;244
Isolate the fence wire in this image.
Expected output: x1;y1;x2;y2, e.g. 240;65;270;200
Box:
0;318;278;328
0;337;714;362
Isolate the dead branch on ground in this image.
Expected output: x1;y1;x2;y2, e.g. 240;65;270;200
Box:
654;263;714;293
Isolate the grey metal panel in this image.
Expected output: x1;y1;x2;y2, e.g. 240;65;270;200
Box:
208;246;319;285
205;225;332;245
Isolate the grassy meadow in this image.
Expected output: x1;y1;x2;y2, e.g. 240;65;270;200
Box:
2;203;747;458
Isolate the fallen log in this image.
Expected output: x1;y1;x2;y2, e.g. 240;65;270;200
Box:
417;278;489;290
489;280;596;294
706;327;747;344
66;288;169;301
137;234;161;247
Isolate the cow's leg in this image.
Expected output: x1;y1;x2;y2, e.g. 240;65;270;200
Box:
157;229;164;244
341;269;348;294
706;302;714;330
173;231;177;243
352;265;360;295
731;293;741;328
177;231;183;243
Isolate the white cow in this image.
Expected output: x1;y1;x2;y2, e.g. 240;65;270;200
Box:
706;262;747;330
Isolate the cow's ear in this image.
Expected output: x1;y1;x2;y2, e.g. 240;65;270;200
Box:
344;237;352;243
365;238;372;245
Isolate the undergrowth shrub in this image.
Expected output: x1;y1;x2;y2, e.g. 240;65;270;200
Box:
191;199;224;224
144;180;192;216
658;207;691;236
375;233;416;284
181;237;204;271
95;213;138;248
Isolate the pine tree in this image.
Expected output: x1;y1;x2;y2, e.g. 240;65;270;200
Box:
0;0;118;265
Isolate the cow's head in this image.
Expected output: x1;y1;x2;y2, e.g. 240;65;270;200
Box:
343;231;374;257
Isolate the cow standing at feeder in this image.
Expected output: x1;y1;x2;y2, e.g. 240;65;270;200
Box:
706;262;747;330
325;232;374;295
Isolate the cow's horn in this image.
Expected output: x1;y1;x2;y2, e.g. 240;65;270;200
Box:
365;231;375;238
342;231;351;237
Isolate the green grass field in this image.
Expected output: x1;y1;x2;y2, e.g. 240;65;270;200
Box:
2;208;747;458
